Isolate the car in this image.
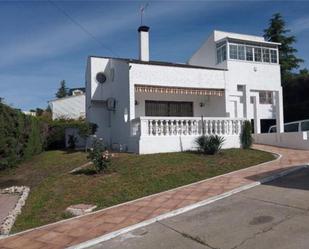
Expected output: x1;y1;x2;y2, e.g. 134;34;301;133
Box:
268;119;309;133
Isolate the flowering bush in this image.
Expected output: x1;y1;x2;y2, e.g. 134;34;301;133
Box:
87;138;112;173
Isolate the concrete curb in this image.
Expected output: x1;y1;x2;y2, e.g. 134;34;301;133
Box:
68;164;308;249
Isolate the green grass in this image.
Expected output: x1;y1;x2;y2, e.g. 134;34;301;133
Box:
0;149;274;233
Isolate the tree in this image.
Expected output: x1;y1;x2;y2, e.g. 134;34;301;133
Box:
264;13;303;82
299;68;309;77
55;80;68;98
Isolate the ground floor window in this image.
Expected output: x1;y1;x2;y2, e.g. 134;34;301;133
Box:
145;100;193;117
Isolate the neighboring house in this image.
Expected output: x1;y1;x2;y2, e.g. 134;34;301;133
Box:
49;88;86;120
22;111;36;116
85;26;284;154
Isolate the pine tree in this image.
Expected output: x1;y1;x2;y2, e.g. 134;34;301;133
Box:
264;13;303;82
55;80;68;98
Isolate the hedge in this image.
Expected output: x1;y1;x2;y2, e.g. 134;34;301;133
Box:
0;103;47;169
0;103;96;170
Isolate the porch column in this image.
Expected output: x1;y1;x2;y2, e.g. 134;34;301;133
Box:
275;88;284;133
244;85;251;118
253;95;261;134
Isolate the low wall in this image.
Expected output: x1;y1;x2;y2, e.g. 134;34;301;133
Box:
253;132;309;150
137;135;241;154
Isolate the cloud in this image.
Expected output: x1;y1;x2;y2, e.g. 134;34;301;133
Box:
288;16;309;34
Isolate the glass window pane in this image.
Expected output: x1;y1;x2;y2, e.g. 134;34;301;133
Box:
238;45;245;60
259;91;273;104
301;121;309;131
284;123;299;132
270;50;277;63
246;46;253;61
217;47;222;63
254;47;262;62
222;45;227;61
229;44;238;59
263;48;270;62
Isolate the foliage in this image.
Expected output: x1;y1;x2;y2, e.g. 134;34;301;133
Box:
0;103;46;169
68;135;77;150
195;135;225;155
283;75;309;122
55;80;69;98
87;138;110;173
46;119;97;150
264;13;303;83
241;121;253;149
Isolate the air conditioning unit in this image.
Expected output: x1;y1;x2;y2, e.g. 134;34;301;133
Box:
107;97;116;111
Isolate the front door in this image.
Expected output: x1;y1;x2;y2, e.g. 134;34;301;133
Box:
145;100;193;117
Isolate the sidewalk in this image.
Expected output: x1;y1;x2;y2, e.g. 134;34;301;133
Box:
1;145;309;249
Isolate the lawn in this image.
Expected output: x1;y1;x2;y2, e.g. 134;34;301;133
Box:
0;149;275;233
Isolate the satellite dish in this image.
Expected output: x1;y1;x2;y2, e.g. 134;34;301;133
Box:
107;98;116;111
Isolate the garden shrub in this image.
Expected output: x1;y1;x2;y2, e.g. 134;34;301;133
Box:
0;103;46;169
87;138;111;173
241;120;253;149
195;135;225;155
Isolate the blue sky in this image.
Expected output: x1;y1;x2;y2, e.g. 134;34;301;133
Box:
1;0;309;111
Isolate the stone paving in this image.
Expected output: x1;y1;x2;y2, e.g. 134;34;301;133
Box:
0;194;19;226
0;144;308;249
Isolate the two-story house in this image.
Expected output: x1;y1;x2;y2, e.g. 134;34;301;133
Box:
85;26;283;154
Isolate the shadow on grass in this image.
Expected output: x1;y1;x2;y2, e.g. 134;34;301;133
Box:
72;168;98;175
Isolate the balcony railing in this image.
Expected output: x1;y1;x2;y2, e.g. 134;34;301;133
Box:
131;117;245;137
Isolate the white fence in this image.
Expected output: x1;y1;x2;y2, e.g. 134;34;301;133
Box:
253;132;309;150
131;117;245;137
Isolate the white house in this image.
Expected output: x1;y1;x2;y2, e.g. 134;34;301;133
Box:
49;88;86;120
85;26;284;154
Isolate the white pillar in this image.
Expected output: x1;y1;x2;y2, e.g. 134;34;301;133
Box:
244;85;250;118
253;95;261;134
275;89;284;133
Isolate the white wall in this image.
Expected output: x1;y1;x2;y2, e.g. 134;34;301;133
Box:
129;63;226;89
50;95;85;120
135;92;225;118
253;132;309;150
138;135;241;154
86;57;131;149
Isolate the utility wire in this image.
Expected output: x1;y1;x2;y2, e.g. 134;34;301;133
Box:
47;0;118;57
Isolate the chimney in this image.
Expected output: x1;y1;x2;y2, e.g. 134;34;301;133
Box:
138;26;150;61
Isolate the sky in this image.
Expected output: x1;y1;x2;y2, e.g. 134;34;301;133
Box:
0;0;309;111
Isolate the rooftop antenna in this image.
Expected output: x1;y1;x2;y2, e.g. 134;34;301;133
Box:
140;3;149;25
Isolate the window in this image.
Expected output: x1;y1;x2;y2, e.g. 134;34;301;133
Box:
238;45;245;60
270;49;278;63
284;123;299;132
259;91;273;104
262;48;270;62
145;101;193;117
216;44;227;64
254;47;262;62
229;44;238;59
246;46;253;61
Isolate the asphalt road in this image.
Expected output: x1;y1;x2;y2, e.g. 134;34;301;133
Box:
89;167;309;249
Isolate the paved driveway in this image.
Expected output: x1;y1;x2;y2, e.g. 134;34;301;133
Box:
91;167;309;249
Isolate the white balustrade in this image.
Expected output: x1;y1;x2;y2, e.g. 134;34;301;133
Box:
131;117;246;137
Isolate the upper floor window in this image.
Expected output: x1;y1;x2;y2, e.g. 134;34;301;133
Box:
229;43;278;64
259;91;273;104
216;43;227;64
270;49;278;63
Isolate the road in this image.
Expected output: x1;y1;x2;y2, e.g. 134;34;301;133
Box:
89;167;309;249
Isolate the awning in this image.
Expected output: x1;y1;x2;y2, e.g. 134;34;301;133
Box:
135;85;224;97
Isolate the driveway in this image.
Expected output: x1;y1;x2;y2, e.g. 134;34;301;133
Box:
90;167;309;249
